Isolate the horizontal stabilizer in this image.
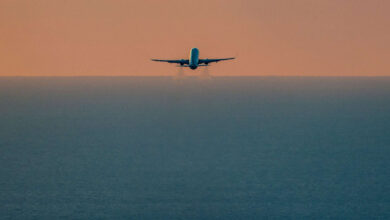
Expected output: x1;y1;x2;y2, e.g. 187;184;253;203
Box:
176;64;210;67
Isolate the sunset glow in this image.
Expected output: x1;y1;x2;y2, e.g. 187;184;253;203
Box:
1;0;389;76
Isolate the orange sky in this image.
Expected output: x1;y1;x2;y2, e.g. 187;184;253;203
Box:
0;0;389;76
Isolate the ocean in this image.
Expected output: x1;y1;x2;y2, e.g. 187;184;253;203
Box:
0;77;389;219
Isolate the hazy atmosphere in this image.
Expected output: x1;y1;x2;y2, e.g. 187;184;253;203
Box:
1;0;389;76
1;0;390;219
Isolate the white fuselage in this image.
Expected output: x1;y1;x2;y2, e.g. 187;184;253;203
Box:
189;48;199;69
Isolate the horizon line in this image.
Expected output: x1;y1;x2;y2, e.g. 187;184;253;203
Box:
1;75;390;78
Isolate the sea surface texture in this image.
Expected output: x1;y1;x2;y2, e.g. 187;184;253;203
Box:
0;77;389;219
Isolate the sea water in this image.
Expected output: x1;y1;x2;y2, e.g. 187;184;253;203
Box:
0;77;389;219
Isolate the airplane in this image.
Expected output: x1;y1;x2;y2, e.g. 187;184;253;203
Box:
151;48;235;70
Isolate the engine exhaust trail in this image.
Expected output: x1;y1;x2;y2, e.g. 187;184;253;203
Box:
173;66;185;81
199;65;212;81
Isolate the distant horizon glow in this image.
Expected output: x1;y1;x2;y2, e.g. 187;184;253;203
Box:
1;0;389;76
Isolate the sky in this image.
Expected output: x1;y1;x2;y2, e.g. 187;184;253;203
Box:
0;0;389;76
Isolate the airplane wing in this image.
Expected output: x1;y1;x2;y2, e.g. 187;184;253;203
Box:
198;57;235;64
151;59;189;65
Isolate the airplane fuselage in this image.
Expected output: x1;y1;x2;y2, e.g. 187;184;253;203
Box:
189;48;199;69
151;48;234;70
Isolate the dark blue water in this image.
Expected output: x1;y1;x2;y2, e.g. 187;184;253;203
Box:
1;77;389;219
